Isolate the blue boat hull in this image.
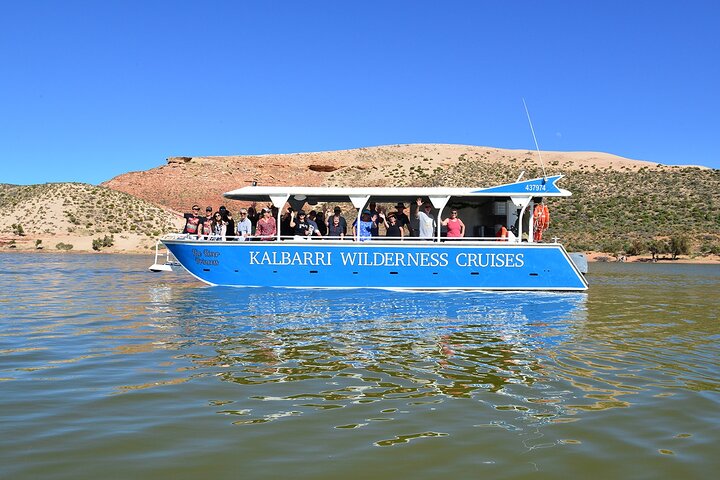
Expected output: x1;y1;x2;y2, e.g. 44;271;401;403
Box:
162;239;588;291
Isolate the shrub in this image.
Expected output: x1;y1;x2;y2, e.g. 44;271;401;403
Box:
600;239;624;258
669;235;690;259
626;238;647;257
92;235;114;251
648;239;669;261
56;242;74;251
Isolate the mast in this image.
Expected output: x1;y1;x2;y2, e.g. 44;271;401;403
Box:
522;98;548;180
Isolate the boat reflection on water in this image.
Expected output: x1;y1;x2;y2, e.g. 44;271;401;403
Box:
151;287;587;402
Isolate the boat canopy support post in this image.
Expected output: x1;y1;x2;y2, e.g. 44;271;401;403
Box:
429;196;451;240
349;195;370;242
269;194;289;240
511;196;531;242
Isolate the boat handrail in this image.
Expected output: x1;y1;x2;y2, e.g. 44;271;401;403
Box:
160;233;538;244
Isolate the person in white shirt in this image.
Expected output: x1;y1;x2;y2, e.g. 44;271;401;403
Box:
236;209;253;241
414;198;436;239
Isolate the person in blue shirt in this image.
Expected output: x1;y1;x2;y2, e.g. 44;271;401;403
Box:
352;210;374;242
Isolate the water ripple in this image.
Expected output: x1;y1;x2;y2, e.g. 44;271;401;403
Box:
0;254;718;479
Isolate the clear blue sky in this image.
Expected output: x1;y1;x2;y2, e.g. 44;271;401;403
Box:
2;0;719;185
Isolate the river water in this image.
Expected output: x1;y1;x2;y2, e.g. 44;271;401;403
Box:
1;253;718;479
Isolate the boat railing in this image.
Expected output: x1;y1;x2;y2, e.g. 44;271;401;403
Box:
160;233;536;244
148;240;180;272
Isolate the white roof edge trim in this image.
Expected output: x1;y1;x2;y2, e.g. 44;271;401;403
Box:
224;185;571;199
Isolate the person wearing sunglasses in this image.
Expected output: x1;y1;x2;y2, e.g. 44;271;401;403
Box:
211;211;226;240
441;209;465;238
199;206;214;240
237;209;252;241
256;207;277;241
182;204;202;237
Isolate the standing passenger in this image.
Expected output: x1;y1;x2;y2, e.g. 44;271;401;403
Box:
315;211;327;236
384;214;403;238
290;210;313;237
182;204;202;236
237;209;252;241
441;209;465;238
328;207;347;236
327;215;345;238
225;211;236;240
280;207;294;238
211;212;226;240
256;208;277;240
247;203;259;233
368;202;382;236
409;201;421;237
393;203;413;236
352;210;374;242
306;211;321;237
199;206;214;239
414;198;436;239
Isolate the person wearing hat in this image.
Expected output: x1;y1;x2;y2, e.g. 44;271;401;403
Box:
327;206;347;237
393;202;413;236
255;207;277;241
290;210;318;237
382;213;404;238
352;210;374;242
199;206;214;239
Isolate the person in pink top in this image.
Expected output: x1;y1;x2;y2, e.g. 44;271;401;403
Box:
442;209;465;238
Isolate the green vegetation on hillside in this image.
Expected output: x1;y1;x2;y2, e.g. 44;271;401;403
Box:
3;155;719;258
425;160;720;256
0;183;177;238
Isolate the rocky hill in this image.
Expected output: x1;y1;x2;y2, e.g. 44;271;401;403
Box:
101;144;659;212
3;144;719;257
100;144;719;256
0;183;181;252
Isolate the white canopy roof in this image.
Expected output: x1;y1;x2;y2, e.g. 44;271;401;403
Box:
223;175;571;208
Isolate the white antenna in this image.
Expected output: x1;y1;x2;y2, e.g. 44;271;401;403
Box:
522;98;547;180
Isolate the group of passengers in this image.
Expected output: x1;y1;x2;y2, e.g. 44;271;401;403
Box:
182;198;469;241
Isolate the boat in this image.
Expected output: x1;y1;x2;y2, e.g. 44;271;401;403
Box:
158;175;588;291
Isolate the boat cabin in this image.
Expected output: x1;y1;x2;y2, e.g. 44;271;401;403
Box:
223;175;569;242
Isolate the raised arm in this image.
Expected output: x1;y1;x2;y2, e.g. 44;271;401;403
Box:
413;197;422;218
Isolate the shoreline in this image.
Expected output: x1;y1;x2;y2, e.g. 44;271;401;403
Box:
583;251;719;265
2;236;719;264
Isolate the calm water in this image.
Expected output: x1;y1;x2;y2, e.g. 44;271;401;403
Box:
1;254;718;479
